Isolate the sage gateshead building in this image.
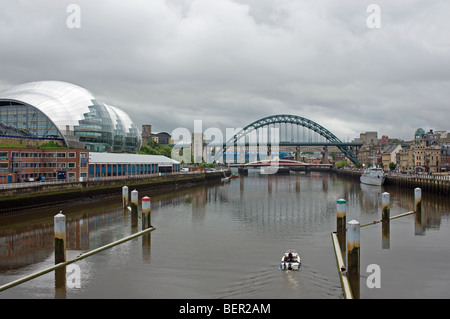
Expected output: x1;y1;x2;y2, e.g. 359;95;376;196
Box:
0;81;142;153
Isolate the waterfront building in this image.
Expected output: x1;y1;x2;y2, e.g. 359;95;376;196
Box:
441;144;450;172
0;81;184;184
88;152;180;178
0;81;142;153
0;146;181;184
357;131;381;167
151;132;172;145
381;144;402;169
0;147;88;183
141;125;174;146
413;128;441;173
398;146;414;173
359;131;379;146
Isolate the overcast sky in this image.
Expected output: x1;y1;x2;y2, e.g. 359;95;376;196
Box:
1;0;449;141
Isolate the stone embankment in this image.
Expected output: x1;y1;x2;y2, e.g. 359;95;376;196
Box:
0;170;229;213
333;169;450;195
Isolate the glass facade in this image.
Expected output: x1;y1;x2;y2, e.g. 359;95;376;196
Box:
0;81;142;153
0;100;63;140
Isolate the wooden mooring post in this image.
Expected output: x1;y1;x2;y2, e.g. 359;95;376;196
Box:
347;220;360;299
336;199;346;259
54;212;67;295
142;196;151;230
122;186;129;209
414;187;422;214
0;226;156;292
54;212;66;264
414;187;425;235
131;189;138;214
382;192;390;249
332;188;424;299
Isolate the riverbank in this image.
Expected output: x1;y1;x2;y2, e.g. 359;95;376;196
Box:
333;168;450;195
0;170;229;214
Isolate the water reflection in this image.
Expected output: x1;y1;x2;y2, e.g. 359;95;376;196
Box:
0;172;449;298
0;183;216;273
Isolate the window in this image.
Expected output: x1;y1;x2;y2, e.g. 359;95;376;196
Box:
69;152;76;158
68;162;76;168
57;153;66;158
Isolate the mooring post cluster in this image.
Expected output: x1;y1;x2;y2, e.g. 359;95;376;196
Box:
333;187;423;299
53;185;153;267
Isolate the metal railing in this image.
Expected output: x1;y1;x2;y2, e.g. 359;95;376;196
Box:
0;170;226;190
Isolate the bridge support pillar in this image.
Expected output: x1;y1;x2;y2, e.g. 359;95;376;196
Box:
238;167;248;176
322;146;329;164
294;146;301;162
275;167;290;175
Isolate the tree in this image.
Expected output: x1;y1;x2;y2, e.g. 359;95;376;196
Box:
389;162;397;171
139;140;173;158
335;160;349;168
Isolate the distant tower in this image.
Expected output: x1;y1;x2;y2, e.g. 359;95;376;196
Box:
142;125;152;146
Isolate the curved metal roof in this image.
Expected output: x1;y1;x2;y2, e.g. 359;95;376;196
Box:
0;81;141;149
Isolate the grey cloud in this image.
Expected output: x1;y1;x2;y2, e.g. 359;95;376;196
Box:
0;0;449;140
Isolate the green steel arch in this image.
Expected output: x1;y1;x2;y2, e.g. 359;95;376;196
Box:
226;114;360;164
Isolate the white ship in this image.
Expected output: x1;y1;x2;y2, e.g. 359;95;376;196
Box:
360;166;385;186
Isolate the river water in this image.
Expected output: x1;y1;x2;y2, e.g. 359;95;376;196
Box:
1;170;450;299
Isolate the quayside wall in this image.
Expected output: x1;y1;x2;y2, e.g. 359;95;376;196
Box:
332;169;450;195
0;170;228;213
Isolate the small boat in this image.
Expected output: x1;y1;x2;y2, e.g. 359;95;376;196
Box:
360;166;385;186
280;249;301;270
221;177;231;183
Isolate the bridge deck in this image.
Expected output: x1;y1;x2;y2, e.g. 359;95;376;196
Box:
228;160;333;168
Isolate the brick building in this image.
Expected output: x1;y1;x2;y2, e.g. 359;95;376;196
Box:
0;147;88;183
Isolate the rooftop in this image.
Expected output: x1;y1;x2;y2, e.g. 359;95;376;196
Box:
89;152;180;166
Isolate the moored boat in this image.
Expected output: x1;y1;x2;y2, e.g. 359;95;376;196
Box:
360;166;385;186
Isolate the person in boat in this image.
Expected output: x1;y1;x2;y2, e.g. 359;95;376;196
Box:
288;251;293;262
